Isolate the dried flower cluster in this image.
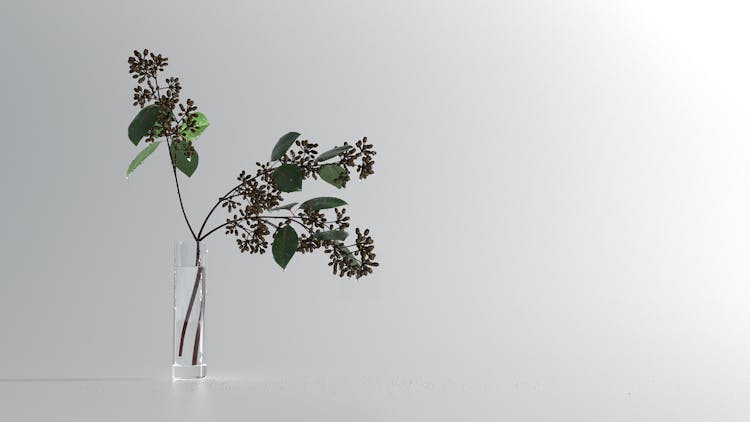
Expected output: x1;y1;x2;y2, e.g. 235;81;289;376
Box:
339;138;377;183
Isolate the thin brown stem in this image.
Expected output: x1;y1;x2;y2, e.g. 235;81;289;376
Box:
153;74;197;241
288;218;315;235
198;215;306;241
178;265;202;357
171;160;197;240
196;191;237;239
192;267;206;365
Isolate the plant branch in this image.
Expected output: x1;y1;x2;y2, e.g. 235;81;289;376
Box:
153;74;197;241
178;264;202;358
198;215;308;241
170;158;197;240
192;272;206;365
196;166;279;239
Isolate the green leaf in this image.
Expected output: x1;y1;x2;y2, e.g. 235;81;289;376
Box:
152;121;165;137
315;145;353;162
180;112;209;142
270;202;298;211
126;141;161;176
318;164;347;189
169;142;199;177
272;225;298;269
313;230;349;241
271;131;300;161
299;197;347;210
128;104;160;145
272;164;303;192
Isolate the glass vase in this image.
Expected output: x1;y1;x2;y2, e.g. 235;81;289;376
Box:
172;240;207;379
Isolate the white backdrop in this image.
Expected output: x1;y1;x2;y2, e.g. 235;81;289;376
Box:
2;0;750;420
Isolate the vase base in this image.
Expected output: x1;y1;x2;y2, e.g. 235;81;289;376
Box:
172;364;207;379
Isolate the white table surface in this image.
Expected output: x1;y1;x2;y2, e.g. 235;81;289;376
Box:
0;373;497;421
2;371;749;421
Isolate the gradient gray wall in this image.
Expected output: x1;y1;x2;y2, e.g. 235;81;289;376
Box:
2;0;750;418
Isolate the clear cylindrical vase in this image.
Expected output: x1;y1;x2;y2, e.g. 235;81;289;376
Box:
172;240;207;379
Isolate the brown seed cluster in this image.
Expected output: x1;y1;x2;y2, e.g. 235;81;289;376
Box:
335;137;377;187
321;227;378;278
277;137;377;188
298;208;327;230
353;228;378;275
128;49;200;157
233;219;271;254
355;137;377;179
240;177;282;216
283;140;319;178
128;49;167;107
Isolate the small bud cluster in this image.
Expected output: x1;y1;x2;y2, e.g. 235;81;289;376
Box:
333;137;377;187
283;140;319;178
128;49;167;106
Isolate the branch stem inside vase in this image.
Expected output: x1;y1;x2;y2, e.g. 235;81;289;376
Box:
177;240;203;363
